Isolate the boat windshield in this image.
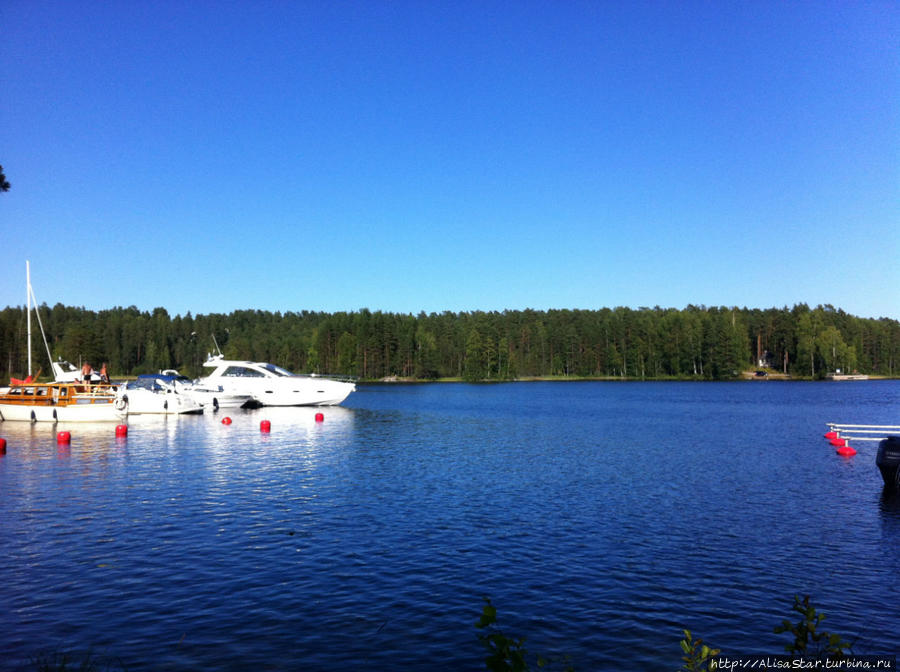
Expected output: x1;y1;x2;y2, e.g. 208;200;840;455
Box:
130;378;165;391
223;366;265;378
261;363;293;377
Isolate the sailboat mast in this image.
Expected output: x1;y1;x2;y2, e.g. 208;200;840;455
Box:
26;260;32;378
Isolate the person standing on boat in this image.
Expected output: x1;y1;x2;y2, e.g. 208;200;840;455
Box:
81;362;94;384
99;363;110;384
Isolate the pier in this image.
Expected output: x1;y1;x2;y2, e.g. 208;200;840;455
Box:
825;423;900;442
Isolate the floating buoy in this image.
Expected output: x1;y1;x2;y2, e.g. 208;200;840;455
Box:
824;431;838;440
57;431;71;444
315;412;324;422
222;417;232;425
115;424;128;437
836;445;857;457
260;420;271;432
829;438;846;447
0;438;6;455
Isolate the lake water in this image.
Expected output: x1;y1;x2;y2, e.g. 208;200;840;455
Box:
1;381;898;670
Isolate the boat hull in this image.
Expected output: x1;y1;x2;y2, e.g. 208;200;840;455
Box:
119;389;204;415
0;383;126;423
0;400;125;422
248;379;356;407
186;389;255;410
876;436;900;490
216;380;355;407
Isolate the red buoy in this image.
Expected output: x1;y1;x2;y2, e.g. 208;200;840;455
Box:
222;417;232;425
824;431;838;440
836;445;857;457
0;438;6;455
260;420;271;432
829;438;846;447
57;431;71;444
315;412;324;422
115;424;128;437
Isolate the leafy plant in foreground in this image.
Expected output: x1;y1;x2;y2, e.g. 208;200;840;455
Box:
680;594;853;670
773;594;853;659
679;629;720;671
29;649;127;672
476;597;574;672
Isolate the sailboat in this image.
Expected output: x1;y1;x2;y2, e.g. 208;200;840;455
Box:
0;262;126;422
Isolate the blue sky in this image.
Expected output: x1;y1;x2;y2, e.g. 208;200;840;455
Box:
2;1;898;319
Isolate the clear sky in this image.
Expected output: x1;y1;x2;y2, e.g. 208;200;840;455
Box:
2;1;898;319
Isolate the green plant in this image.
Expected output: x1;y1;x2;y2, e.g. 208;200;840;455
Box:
773;594;853;659
29;649;126;671
476;597;574;672
679;629;720;671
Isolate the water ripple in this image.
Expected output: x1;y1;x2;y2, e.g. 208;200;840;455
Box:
1;383;898;669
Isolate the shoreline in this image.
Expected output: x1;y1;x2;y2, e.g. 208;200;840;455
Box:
367;372;896;384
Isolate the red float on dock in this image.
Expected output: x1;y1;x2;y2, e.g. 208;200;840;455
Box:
315;412;324;422
0;438;6;455
829;438;846;447
115;424;128;437
836;445;857;457
57;431;71;444
222;417;232;425
260;420;271;432
824;431;838;439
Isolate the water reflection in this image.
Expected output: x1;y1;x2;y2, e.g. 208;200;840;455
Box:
0;420;127;460
878;487;900;524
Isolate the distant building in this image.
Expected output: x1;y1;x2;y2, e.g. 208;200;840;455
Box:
757;350;775;369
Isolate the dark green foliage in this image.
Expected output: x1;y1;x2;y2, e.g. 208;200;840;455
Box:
679;630;720;671
1;303;897;381
29;649;126;671
773;594;853;659
477;594;855;672
476;598;574;672
476;598;532;672
681;594;852;671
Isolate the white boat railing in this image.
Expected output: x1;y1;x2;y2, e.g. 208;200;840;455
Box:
826;423;900;442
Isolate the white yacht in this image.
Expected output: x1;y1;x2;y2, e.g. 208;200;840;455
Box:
197;356;356;407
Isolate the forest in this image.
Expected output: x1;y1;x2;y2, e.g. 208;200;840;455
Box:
1;303;898;382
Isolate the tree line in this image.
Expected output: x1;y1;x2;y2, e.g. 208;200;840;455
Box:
1;303;898;382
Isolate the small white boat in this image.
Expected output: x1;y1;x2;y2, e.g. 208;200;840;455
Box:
158;370;255;410
119;375;204;415
197;355;356;407
51;359;106;383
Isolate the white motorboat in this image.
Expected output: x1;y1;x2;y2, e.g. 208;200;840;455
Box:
197;355;356;407
52;359;104;383
118;375;204;415
158;370;255;410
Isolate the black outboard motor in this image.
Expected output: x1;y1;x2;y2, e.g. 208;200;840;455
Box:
876;436;900;490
